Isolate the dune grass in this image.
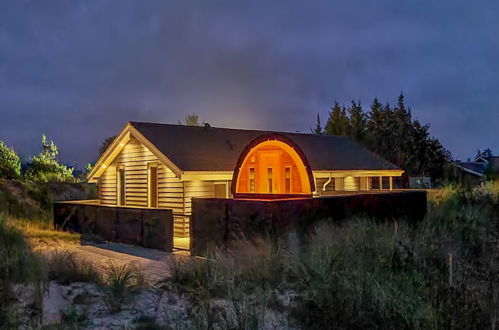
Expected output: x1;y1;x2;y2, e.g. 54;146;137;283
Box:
168;183;499;329
7;216;81;244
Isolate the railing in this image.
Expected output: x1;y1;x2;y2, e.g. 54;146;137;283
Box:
173;213;191;238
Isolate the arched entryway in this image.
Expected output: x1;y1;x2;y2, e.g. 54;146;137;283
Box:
232;134;314;198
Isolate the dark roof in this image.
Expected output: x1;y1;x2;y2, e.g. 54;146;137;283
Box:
130;122;401;172
459;162;487;175
458;156;499;176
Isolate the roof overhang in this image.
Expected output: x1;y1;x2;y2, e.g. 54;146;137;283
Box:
87;122;182;183
180;171;233;181
312;169;405;178
453;163;486;178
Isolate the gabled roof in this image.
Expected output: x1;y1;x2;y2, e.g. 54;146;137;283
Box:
129;121;401;172
457;162;487;177
457;155;499;178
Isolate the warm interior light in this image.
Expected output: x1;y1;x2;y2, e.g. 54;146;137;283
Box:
235;139;312;194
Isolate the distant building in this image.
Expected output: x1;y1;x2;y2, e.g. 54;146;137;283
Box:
453;153;499;185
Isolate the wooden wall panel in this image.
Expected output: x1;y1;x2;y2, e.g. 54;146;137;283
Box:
97;137;186;213
183;180;215;215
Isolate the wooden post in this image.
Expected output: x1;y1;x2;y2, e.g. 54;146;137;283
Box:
389;176;393;191
379;176;383;190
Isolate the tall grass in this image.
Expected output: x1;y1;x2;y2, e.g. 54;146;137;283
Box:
169;184;499;329
102;262;145;313
46;251;100;285
7;217;81;245
0;214;47;328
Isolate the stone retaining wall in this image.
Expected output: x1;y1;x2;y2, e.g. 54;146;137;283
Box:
191;191;427;256
53;201;174;251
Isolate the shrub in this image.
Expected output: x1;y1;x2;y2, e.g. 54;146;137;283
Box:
25;135;76;183
0;141;21;179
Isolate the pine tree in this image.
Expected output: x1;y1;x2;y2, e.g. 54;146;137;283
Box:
320;94;452;180
325;102;349;136
347;100;366;143
366;98;384;152
311;113;324;135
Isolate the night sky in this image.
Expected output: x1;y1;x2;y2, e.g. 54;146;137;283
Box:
1;1;498;168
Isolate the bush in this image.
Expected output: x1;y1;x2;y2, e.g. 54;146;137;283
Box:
0;141;21;179
25;135;76;183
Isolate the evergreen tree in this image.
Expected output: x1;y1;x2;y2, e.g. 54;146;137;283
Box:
366;98;385;152
320;94;452;180
311;113;324;135
347;100;366;143
98;136;116;157
325;102;349;136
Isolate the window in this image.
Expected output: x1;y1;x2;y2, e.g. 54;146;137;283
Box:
249;167;255;192
285;166;291;193
267;167;273;193
148;163;158;208
117;165;126;206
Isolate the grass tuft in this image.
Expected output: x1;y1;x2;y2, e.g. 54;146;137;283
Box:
46;251;100;285
102;262;145;313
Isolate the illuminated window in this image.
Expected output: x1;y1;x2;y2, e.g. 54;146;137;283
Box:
148;163;158;208
117;165;126;206
267;167;273;193
249;167;255;192
285;166;291;193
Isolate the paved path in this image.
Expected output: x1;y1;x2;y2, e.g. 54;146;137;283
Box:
35;241;189;284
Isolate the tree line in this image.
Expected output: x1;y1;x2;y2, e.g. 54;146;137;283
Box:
313;94;452;179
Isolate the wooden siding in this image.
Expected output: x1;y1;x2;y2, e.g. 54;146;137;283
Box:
99;165;117;206
98;137;185;213
183;180;215;215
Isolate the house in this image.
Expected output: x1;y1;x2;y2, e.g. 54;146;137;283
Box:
85;121;404;247
454;153;499;185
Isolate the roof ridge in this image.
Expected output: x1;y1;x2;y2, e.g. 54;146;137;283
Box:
129;121;348;139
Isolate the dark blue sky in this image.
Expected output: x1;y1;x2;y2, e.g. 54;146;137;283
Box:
1;1;498;167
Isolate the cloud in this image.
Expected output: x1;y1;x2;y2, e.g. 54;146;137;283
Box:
0;0;498;166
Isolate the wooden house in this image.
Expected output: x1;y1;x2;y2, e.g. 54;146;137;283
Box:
87;122;404;240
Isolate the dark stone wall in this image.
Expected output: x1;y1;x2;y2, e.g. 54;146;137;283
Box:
54;202;174;251
191;191;427;256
